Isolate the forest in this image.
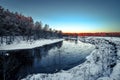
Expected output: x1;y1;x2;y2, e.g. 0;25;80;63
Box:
0;6;62;44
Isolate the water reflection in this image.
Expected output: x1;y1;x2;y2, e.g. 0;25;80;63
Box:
0;40;94;80
0;41;63;80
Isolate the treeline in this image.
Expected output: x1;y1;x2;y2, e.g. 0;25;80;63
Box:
63;32;120;37
0;6;62;40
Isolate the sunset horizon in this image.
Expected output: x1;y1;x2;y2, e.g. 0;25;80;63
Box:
0;0;120;33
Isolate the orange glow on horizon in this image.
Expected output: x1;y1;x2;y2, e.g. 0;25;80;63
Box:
62;31;120;34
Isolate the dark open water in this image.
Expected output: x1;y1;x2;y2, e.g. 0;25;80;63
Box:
0;40;94;80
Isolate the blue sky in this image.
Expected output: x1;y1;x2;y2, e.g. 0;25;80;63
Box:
0;0;120;32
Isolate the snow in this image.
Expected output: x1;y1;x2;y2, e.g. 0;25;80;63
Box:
21;37;120;80
96;62;120;80
97;77;113;80
0;39;64;50
110;63;120;80
117;50;120;58
23;72;73;80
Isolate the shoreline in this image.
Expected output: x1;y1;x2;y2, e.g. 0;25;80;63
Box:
0;39;64;51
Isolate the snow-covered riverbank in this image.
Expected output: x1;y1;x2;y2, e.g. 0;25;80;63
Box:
0;39;64;50
22;37;120;80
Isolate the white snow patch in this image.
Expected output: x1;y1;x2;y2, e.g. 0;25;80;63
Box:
97;77;113;80
0;39;64;50
110;63;120;80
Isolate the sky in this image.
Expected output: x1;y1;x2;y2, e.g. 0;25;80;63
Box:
0;0;120;33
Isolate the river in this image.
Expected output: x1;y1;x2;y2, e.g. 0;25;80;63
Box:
0;40;95;80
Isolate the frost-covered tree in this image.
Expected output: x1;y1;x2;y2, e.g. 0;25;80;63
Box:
0;6;63;44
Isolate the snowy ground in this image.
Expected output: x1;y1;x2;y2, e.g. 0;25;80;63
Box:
22;37;120;80
0;39;64;50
